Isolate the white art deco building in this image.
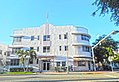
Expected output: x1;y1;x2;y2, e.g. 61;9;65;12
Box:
8;23;93;71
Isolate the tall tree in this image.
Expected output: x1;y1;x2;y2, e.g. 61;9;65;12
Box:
92;35;119;64
92;0;119;25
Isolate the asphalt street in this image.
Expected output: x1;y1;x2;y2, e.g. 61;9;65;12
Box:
0;72;119;82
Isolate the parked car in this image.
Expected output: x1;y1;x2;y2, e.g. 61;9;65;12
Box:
103;64;119;71
32;69;42;73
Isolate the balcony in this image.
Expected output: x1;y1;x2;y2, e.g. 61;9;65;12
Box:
9;44;23;48
73;53;91;58
72;42;91;46
72;32;91;38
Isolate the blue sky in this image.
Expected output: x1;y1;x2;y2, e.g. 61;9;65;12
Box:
0;0;118;45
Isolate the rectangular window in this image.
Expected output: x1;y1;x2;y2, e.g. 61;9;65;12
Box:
47;47;50;52
37;47;39;52
10;59;19;66
59;34;61;39
16;59;19;65
4;52;6;55
62;62;66;66
36;59;38;64
31;36;34;41
78;61;86;66
43;35;50;41
12;48;21;54
59;46;61;51
82;46;90;52
43;46;50;53
43;47;46;53
0;50;2;54
64;34;67;39
30;47;34;50
29;59;33;64
13;37;22;42
65;46;68;51
81;35;89;41
38;36;40;40
12;48;15;54
6;51;10;56
11;59;13;65
56;62;60;66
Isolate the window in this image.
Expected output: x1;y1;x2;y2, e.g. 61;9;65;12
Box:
62;62;66;66
64;34;67;39
59;46;61;51
56;62;60;66
31;36;34;41
81;35;89;41
11;59;19;66
0;50;2;54
78;61;86;66
30;47;34;50
12;48;15;54
38;36;40;40
59;34;61;39
82;46;90;52
43;35;50;41
37;47;39;52
13;37;22;42
4;52;6;55
29;59;33;64
6;51;10;56
12;48;21;54
36;59;38;64
43;46;50;53
64;46;68;51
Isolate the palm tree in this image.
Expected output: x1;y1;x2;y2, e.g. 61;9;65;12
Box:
26;49;37;71
16;49;37;72
16;50;28;72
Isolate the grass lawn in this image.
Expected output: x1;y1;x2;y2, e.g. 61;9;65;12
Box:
0;72;33;75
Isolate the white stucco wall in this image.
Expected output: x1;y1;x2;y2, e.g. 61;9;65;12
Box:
10;23;91;59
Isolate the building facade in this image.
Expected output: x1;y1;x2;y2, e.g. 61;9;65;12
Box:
0;43;11;72
8;23;93;71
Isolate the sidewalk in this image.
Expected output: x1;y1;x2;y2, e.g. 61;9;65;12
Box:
39;71;116;75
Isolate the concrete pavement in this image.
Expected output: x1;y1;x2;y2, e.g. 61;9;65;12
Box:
40;71;117;75
0;71;119;82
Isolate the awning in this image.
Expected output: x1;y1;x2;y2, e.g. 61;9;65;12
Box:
38;54;55;60
73;57;92;61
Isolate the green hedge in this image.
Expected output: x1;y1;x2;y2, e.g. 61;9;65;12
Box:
6;72;33;74
55;66;67;72
10;67;33;72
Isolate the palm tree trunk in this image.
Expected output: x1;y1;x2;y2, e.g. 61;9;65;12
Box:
21;61;26;72
23;63;26;72
26;58;30;72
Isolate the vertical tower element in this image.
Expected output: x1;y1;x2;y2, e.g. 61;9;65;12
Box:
46;12;48;23
45;12;49;35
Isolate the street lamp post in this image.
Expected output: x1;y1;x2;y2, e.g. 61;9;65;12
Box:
66;32;69;74
92;30;119;71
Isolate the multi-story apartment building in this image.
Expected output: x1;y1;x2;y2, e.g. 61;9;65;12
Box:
8;23;93;71
0;43;11;72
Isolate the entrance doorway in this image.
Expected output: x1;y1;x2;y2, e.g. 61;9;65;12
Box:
43;62;50;71
88;61;91;71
